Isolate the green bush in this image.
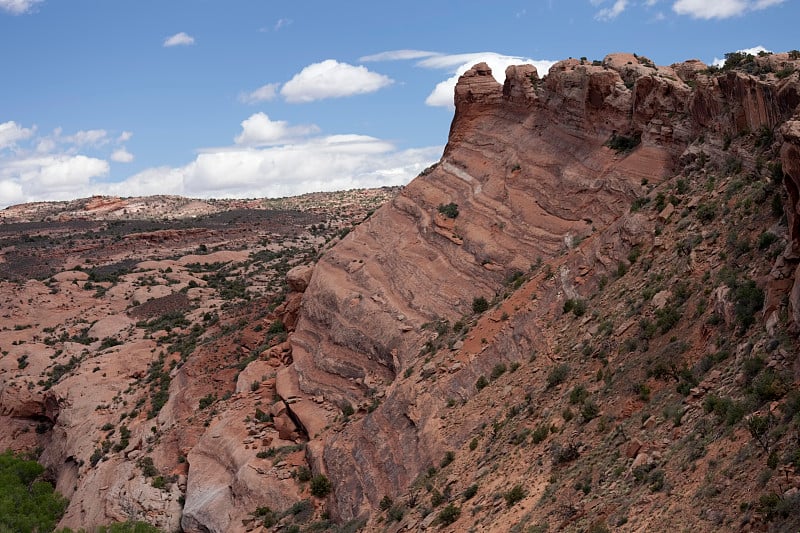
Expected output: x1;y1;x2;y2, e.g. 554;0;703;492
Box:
475;376;489;390
569;385;588;405
437;503;461;525
490;363;507;380
733;280;764;331
296;466;312;482
463;484;478;501
0;451;68;533
605;133;641;153
546;364;570;389
504;485;527;507
437;202;459;219
532;424;550;444
472;296;489;314
440;451;455;468
310;474;332;497
563;299;587;317
198;394;216;410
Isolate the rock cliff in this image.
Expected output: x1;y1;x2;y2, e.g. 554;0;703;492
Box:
280;52;800;526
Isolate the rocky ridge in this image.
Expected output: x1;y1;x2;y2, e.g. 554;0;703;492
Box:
278;52;800;529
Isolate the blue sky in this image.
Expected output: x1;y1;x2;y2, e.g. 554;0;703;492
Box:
0;0;797;208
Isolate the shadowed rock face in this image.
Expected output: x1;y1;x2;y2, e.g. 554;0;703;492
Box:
282;54;800;521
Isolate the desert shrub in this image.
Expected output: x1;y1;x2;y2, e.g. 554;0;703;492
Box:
475;376;489;390
490;363;507;380
655;305;681;333
379;495;393;511
581;400;599;422
553;441;580;463
440;451;455;468
296;466;312;482
606;133;641;153
437;503;461;525
733;280;764;331
387;504;405;522
546;364;570;389
532;424;550;444
310;475;332;497
563;299;587;317
695;203;716;222
463;484;479;501
254;506;277;528
198;394;216;410
750;369;787;403
569;385;589;405
341;402;355;417
757;232;779;250
703;394;746;426
504;485;527;507
438;202;459;219
472;296;489;314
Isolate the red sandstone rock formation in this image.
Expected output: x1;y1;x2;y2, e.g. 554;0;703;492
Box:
279;54;800;522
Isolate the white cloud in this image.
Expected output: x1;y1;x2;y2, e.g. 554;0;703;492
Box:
239;83;280;104
274;18;292;30
0;115;442;208
111;148;134;163
417;53;557;108
67;129;108;147
280;60;394;103
0;121;35;150
0;0;43;15
672;0;782;18
233;112;319;146
115;138;441;199
0;154;109;200
753;0;785;8
595;0;629;20
118;131;133;143
163;32;195;47
711;45;771;67
359;50;440;62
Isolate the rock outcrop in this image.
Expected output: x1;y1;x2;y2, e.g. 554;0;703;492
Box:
278;53;800;522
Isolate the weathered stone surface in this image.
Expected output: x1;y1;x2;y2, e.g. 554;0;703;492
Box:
286;264;314;293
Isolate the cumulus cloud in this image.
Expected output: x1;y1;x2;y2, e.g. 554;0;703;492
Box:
672;0;783;19
711;45;771;67
67;129;108;147
0;154;109;201
239;83;280;104
0;122;145;207
107;137;441;199
233;112;319;146
418;52;557;108
0;121;35;150
163;32;195;47
110;148;134;163
595;0;629;20
118;131;133;143
280;60;394;103
0;0;43;15
0;116;441;209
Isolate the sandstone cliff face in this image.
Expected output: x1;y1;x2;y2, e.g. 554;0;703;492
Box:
281;53;800;522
